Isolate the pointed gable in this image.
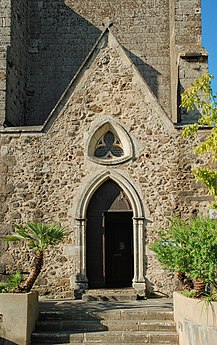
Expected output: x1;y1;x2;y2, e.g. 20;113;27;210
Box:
42;26;175;134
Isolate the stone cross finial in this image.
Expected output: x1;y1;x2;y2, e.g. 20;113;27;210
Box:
102;17;113;28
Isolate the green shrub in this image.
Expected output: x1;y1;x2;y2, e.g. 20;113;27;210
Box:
0;282;9;293
182;290;197;298
7;270;25;292
0;271;24;293
150;216;217;290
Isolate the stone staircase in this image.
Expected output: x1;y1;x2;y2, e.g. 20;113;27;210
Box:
31;298;179;345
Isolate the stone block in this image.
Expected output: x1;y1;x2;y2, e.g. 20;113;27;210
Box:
174;292;217;345
0;264;6;274
0;292;39;345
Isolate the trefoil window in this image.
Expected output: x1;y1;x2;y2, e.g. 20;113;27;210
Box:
94;131;124;159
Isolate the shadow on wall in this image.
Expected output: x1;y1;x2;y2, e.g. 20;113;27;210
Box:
0;338;18;345
124;49;160;100
6;0;161;126
26;0;101;125
5;0;28;126
177;79;201;125
6;0;101;126
145;277;170;299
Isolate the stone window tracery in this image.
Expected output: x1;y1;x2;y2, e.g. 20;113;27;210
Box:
87;119;133;165
94;131;124;159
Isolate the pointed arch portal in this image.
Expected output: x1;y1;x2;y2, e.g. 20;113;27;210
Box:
75;171;147;295
87;180;133;288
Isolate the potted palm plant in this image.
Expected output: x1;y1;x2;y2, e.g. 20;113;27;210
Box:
0;222;67;345
4;222;67;292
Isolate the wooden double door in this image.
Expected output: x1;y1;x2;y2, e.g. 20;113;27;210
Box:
86;180;134;289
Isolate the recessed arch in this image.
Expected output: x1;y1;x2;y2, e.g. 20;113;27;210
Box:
76;170;146;219
74;170;151;295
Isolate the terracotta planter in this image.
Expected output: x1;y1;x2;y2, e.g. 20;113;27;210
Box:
173;291;217;345
0;291;39;345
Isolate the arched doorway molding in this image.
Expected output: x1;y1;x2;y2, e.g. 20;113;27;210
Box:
74;170;151;295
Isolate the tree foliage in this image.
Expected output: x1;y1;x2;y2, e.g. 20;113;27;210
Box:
150;217;217;292
181;72;217;207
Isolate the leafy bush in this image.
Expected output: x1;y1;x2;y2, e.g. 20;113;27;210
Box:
0;282;9;293
7;270;25;292
0;271;24;293
182;290;197;298
150;216;217;293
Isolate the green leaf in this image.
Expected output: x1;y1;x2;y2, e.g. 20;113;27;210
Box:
150;216;217;285
180;73;217;207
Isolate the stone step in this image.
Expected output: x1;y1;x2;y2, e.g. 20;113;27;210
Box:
82;288;138;302
102;319;176;332
96;309;174;321
82;294;138;302
39;311;94;321
35;319;176;332
33;343;179;345
32;299;178;345
31;330;179;344
34;342;179;345
39;309;174;321
35;320;107;332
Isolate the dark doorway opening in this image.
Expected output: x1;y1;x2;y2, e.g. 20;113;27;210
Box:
86;180;134;289
105;211;133;288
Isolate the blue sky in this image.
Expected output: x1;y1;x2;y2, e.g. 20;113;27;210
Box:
202;0;217;94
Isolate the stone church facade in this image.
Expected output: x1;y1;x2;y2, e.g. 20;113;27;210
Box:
0;1;210;298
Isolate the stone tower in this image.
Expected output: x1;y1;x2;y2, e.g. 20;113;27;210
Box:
0;0;207;126
0;1;210;297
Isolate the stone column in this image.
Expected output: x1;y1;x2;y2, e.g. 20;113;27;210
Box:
132;217;146;296
74;218;88;290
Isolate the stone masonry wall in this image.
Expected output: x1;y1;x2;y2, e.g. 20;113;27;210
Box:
174;0;209;123
0;0;207;126
0;40;211;298
25;0;172;125
62;0;172;118
0;0;28;127
178;55;208;124
26;0;101;125
0;0;10;127
5;0;28;126
175;0;202;46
